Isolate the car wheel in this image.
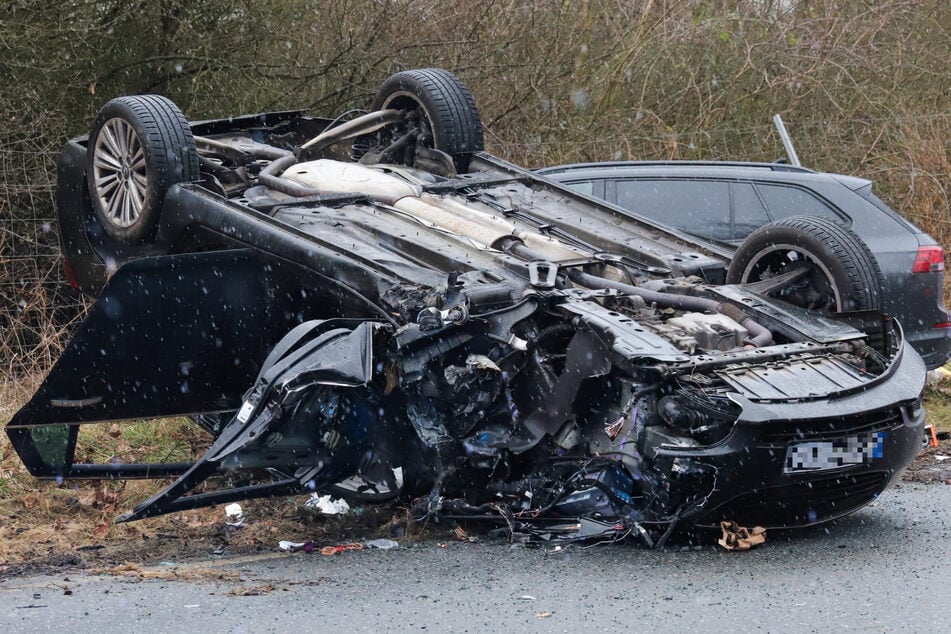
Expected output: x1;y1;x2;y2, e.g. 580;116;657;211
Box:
87;95;199;245
371;68;484;172
726;215;883;312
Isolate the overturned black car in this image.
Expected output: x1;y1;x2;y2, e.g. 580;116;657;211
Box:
8;69;926;546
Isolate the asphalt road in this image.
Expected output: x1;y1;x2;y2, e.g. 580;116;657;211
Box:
2;482;950;632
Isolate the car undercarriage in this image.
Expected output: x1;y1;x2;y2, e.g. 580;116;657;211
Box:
7;69;926;547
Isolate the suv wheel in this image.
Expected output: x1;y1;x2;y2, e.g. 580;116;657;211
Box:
727;215;883;312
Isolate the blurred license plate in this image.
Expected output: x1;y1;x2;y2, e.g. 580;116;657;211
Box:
784;432;886;473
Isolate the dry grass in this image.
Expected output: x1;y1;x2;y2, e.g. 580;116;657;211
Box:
93;561;240;582
0;381;421;568
872;118;951;298
0;454;413;569
924;385;951;433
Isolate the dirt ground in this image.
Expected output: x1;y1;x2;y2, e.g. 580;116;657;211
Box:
910;384;951;483
2;383;950;577
2;442;948;580
0;494;439;579
902;438;951;484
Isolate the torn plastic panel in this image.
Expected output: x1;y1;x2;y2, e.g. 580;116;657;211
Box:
117;319;396;521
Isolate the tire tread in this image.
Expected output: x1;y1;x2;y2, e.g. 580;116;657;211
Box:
727;215;884;311
86;94;198;244
373;68;484;170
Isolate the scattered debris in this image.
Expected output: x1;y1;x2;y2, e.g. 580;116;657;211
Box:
278;540;316;552
320;542;364;556
717;521;767;551
305;494;351;515
279;539;381;554
52;582;73;596
453;526;477;542
925;424;939;448
224;503;245;527
227;584;276;596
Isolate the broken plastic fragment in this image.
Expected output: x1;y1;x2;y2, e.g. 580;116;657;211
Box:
305;494;350;514
364;538;399;550
925;424;939;448
466;354;501;372
278;540;315;552
453;526;476;542
224;503;244;527
717;520;766;551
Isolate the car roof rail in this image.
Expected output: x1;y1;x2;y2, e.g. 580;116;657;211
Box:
537;161;818;175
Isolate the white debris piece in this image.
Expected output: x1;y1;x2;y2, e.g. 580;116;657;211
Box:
224;502;245;527
926;364;951;385
305;494;351;514
364;538;399;550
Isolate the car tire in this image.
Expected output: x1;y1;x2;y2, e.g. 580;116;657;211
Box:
371;68;484;172
87;95;199;245
726;215;883;312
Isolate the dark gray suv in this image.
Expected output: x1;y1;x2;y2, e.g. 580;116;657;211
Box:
540;161;951;369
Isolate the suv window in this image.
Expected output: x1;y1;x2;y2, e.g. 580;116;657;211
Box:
732;182;770;240
755;183;843;222
606;177;847;244
615;180;732;241
561;180;594;196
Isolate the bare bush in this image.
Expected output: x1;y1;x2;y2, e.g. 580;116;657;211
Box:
2;0;949;385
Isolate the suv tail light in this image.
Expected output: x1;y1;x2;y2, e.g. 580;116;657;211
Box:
912;246;944;273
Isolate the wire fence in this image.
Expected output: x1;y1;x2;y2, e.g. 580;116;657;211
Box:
0;113;88;381
2;0;950;381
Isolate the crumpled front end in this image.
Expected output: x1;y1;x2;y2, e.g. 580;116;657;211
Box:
383;288;925;545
